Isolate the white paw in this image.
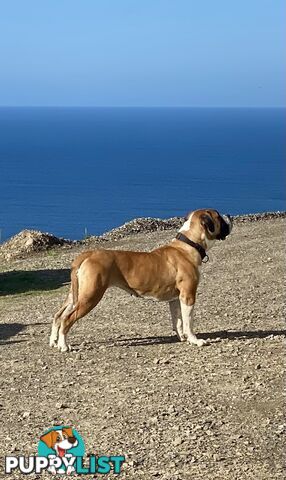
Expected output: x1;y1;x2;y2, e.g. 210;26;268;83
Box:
173;329;187;342
188;337;208;347
49;338;58;348
58;344;71;353
48;466;57;475
177;333;187;342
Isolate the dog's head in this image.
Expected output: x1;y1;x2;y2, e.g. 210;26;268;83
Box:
179;209;232;248
40;427;78;457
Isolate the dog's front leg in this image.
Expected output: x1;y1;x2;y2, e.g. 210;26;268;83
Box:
169;299;186;341
179;298;207;347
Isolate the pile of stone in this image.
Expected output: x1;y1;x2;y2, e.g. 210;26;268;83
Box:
0;230;73;261
232;211;286;224
99;216;183;241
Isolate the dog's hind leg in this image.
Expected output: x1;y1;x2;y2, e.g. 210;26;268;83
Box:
57;286;107;353
49;291;73;347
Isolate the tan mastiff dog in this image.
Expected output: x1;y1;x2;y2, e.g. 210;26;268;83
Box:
50;209;232;352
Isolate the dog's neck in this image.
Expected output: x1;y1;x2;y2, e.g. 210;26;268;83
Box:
175;232;208;262
174;224;216;264
179;223;215;250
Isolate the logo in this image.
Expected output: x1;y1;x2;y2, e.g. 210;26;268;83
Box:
38;426;85;475
5;426;125;475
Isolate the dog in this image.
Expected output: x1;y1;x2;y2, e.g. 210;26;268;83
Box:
40;427;78;474
50;208;232;352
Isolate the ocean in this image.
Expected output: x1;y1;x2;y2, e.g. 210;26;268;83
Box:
0;107;285;241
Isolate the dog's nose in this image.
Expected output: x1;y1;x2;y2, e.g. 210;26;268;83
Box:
68;436;77;444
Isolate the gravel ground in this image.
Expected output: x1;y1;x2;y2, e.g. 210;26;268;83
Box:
0;216;285;479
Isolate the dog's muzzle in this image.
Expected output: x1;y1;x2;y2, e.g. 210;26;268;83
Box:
217;214;232;240
68;436;77;445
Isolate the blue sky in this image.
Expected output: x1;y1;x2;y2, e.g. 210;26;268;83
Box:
0;0;285;107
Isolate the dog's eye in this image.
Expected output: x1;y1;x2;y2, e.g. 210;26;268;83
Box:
56;436;61;442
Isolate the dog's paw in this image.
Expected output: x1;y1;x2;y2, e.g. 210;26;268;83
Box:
49;338;58;348
174;330;187;342
58;344;72;353
178;333;187;342
48;466;57;475
188;337;208;347
66;466;75;475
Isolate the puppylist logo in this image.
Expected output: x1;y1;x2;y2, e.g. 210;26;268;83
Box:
5;426;125;475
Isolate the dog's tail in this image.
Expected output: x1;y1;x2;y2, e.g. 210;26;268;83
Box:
70;251;93;307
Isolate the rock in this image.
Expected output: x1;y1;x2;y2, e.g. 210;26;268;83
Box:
56;402;68;409
173;437;183;446
276;424;286;434
148;416;158;425
0;229;72;260
99;217;183;241
161;358;170;364
213;453;221;461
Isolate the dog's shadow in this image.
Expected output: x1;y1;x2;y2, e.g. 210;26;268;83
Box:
104;329;286;347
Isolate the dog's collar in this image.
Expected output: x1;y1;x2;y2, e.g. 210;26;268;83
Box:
176;233;209;263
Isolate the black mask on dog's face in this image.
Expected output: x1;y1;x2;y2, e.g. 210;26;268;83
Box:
217;214;232;240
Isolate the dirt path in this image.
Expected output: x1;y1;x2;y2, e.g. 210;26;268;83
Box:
0;218;285;479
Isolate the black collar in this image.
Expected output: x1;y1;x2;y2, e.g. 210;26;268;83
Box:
176;232;209;262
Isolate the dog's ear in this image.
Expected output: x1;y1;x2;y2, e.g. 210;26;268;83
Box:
201;214;215;234
40;430;58;449
63;427;73;438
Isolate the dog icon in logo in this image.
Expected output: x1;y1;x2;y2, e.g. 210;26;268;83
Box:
40;427;79;474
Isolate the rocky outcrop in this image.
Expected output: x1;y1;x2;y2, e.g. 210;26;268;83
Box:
0;230;73;260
